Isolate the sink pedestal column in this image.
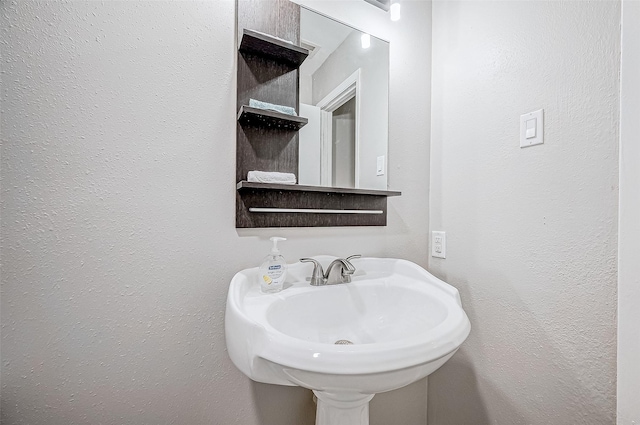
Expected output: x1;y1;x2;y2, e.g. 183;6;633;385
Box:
313;391;375;425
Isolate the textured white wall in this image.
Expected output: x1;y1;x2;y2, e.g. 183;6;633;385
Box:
0;0;432;424
618;1;640;423
429;1;619;424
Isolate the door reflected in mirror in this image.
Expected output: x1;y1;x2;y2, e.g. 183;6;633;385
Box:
298;7;389;190
332;97;356;188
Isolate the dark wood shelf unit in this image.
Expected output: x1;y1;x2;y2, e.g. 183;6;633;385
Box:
237;105;308;130
239;29;309;67
237;181;401;197
235;0;400;228
236;181;400;227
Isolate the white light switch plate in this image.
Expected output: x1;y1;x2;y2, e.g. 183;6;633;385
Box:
431;231;446;259
520;109;544;148
376;156;385;176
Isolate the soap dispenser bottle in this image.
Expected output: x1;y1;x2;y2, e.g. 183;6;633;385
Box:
259;237;287;293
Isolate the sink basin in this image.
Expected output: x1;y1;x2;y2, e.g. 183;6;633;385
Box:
225;256;470;425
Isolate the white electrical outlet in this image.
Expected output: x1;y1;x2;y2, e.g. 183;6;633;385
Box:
431;231;446;259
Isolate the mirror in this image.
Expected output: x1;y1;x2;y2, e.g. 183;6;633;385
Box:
298;7;389;190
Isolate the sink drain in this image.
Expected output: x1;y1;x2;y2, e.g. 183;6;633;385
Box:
334;339;354;345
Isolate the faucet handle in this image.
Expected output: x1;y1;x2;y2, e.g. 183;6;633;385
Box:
343;255;361;272
339;255;361;283
300;258;325;286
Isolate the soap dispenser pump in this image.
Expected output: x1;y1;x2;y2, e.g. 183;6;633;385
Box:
259;237;287;293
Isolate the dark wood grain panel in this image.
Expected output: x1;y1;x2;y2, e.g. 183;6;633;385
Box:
237;0;299;44
237;52;298;117
236;190;388;227
236;125;299;182
276;1;300;46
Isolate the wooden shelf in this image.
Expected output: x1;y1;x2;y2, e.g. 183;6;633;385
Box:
236;181;400;227
239;29;309;67
237;181;401;197
237;105;308;130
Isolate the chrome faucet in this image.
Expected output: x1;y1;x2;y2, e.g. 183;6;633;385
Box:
300;255;361;286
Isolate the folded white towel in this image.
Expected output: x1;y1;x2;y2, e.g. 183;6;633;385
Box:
247;171;297;185
249;99;297;116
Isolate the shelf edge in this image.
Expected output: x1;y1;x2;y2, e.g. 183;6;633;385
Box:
237;181;401;197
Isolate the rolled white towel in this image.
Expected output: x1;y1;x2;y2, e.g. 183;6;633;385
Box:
247;171;297;185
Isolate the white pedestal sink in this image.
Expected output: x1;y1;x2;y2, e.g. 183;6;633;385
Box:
225;256;470;425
